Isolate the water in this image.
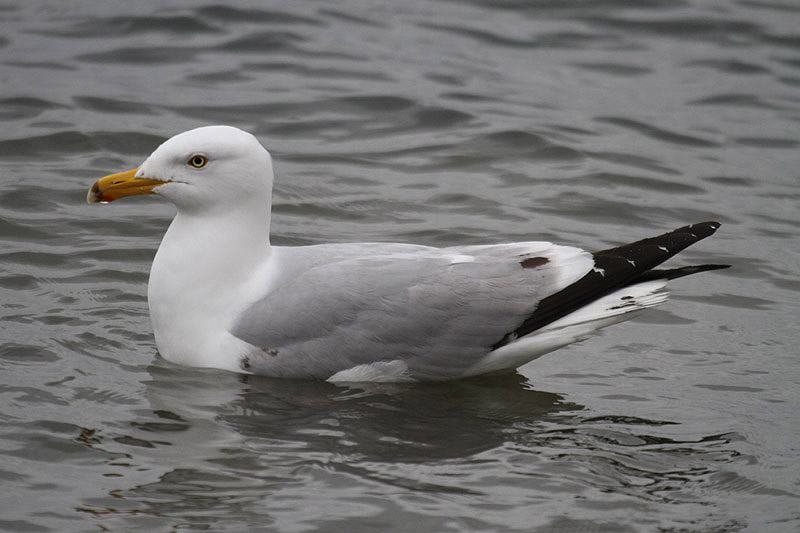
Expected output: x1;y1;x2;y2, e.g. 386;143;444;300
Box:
1;1;799;531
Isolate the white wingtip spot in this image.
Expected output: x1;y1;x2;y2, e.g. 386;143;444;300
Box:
592;266;606;277
658;246;669;253
626;259;636;267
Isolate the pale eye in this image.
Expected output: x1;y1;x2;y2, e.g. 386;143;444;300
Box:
187;154;208;168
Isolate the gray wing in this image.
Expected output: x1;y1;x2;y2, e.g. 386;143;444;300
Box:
229;242;591;380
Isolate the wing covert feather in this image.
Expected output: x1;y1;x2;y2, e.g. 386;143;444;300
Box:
229;242;592;379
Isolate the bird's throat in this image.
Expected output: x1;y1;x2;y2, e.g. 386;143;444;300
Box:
147;211;272;367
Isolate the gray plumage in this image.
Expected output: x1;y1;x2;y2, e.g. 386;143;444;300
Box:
231;242;586;380
88;126;728;381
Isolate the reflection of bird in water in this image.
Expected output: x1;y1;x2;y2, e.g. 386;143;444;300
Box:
224;373;577;462
137;363;575;462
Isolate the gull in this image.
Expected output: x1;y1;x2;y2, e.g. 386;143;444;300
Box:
88;125;728;382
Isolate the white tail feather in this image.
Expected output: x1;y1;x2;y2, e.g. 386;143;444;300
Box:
462;280;670;377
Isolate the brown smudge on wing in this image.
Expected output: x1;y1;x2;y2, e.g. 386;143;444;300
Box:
520;256;549;269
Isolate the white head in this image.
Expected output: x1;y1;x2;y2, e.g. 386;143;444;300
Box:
88;125;274;216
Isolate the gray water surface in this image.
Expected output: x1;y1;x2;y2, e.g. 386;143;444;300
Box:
1;1;799;532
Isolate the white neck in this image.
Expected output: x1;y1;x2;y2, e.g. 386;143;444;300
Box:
147;205;272;369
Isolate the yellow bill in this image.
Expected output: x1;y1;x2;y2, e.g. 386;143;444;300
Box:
87;168;166;204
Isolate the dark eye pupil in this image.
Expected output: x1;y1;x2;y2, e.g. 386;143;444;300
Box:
192;156;204;167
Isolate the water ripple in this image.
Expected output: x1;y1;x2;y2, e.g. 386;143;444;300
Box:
0;0;798;531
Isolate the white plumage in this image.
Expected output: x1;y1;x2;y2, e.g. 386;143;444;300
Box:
88;125;727;382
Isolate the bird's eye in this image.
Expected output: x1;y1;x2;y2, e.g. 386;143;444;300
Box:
187;154;208;168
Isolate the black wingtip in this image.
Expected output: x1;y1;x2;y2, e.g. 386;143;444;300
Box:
595;221;723;260
686;221;722;238
636;263;730;282
491;221;728;349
